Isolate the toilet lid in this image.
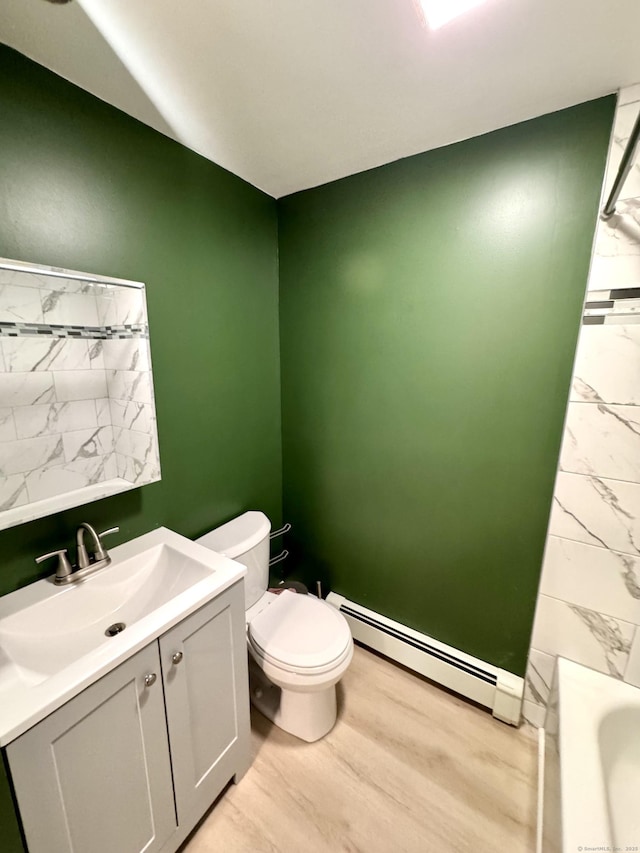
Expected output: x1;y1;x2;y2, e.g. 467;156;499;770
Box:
248;591;352;670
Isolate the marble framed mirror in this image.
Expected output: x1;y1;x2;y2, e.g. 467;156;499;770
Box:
0;258;161;530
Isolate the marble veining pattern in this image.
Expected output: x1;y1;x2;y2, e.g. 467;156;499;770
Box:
0;264;160;516
624;631;640;688
524;649;555;707
0;373;55;408
2;338;91;373
551;472;640;557
560;402;640;481
0;475;28;512
12;401;98;441
540;536;640;624
526;86;640;726
571;325;640;406
0;408;16;442
0;435;64;477
568;604;633;677
531;595;635;679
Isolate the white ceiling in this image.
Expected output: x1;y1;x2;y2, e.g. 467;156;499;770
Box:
2;0;640;198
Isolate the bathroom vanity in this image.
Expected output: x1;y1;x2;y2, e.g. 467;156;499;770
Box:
0;529;251;853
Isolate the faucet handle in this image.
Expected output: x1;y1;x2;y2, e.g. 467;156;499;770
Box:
93;526;120;561
35;549;73;582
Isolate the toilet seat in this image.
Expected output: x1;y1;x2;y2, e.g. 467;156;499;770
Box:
247;591;352;674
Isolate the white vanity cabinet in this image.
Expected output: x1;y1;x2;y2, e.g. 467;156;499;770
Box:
6;582;250;853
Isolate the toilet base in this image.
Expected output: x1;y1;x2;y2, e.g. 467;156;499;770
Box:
248;656;338;743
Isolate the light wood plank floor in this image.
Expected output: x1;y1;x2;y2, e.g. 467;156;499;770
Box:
184;645;538;853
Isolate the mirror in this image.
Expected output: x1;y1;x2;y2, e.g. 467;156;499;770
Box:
0;258;161;530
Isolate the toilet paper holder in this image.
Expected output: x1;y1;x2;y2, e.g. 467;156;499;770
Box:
269;522;290;568
269;550;289;567
270;522;291;539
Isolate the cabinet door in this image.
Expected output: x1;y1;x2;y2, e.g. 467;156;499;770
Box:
7;643;176;853
160;583;250;829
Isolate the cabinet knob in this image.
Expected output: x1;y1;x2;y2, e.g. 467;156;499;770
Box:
171;651;183;665
144;672;157;687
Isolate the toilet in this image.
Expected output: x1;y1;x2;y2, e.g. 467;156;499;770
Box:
196;511;354;743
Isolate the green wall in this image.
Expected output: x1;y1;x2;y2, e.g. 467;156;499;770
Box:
278;96;615;675
0;46;282;598
0;45;616;843
0;44;282;850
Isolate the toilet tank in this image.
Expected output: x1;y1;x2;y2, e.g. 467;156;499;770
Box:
196;511;271;610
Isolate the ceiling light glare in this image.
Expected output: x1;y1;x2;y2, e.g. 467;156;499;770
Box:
416;0;489;29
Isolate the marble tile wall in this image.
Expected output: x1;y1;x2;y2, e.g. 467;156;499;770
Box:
0;266;159;514
524;85;640;727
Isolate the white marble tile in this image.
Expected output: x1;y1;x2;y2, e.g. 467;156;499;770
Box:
128;429;154;462
25;455;112;503
0;474;28;512
624;630;640;689
605;104;640;201
2;337;90;372
590;199;640;289
102;339;149;371
0;435;63;476
107;369;152;404
611;298;640;316
109;400;153;432
540;535;640;623
0;408;16;442
102;452;118;480
25;465;85;503
62;426;113;463
586;289;611;301
560;402;640;481
571;324;640;406
13;401;98;440
117;453;160;485
593;197;640;261
619;84;640;106
0;284;43;323
54;369;107;401
605;313;640;325
524;648;555;708
551;472;640;558
45;277;97;295
97;288;146;326
113;427;130;457
590;253;640;290
115;452;127;480
520;699;546;729
87;339;105;369
41;289;99;326
0;269;44;290
96;399;111;427
0;373;55;407
531;594;634;678
0;269;93;293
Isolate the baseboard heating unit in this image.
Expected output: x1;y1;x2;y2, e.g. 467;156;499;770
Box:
326;593;523;726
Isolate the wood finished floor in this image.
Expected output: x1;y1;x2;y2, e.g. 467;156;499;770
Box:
184;644;538;853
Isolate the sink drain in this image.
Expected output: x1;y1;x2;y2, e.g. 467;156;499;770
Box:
105;622;126;637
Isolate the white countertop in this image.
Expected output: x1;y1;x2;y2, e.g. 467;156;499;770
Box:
0;527;245;746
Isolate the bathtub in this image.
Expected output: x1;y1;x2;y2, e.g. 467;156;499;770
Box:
539;657;640;853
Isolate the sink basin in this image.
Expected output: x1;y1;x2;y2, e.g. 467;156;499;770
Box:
0;527;245;745
0;544;212;684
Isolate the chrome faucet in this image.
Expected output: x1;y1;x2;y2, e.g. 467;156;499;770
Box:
76;522;109;570
36;523;120;585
